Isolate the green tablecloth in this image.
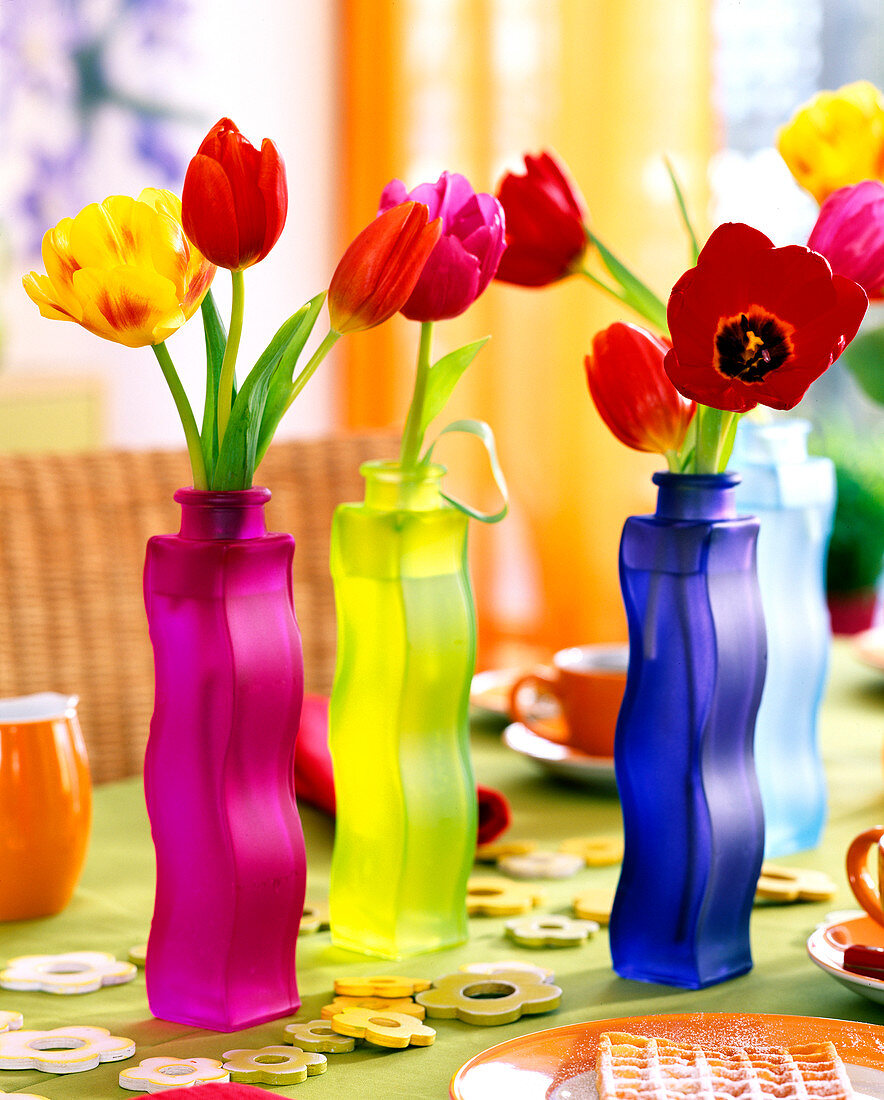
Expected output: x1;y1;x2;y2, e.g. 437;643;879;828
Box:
2;639;884;1098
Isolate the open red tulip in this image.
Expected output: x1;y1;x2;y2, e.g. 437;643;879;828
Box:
665;222;868;413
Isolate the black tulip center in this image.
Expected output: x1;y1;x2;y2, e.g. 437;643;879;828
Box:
715;310;792;383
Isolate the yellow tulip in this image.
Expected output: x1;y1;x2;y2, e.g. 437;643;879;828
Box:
777;80;884;204
23;189;216;348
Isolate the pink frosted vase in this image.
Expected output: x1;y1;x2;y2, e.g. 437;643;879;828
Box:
142;487;305;1031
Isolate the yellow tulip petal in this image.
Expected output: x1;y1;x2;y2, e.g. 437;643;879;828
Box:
72;266;184;348
22;271;83;323
778;80;884;203
40;221;88;319
139;186;216;310
139;187;182;220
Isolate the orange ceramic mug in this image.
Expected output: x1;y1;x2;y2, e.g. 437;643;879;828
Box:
0;693;92;921
846;826;884;926
509;644;628;758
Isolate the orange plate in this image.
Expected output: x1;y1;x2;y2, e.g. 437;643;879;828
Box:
449;1012;884;1100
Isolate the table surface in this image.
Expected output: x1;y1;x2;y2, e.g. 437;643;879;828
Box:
3;639;884;1098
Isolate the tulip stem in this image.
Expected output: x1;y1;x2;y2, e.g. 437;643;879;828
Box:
400;320;434;472
693;405;740;473
217;268;245;446
285;329;341;411
153;342;209;489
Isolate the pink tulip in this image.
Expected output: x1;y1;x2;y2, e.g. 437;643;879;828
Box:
378;172;506;321
808;180;884;298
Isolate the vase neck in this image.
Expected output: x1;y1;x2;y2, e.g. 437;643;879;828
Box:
652;472;740;521
174;488;270;540
361;461;446;511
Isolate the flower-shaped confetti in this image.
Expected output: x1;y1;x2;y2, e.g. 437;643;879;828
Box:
282;1020;356;1054
0;951;137;994
0;1025;135;1073
320;995;425;1020
505;914;599;948
415;970;561;1025
119;1057;229;1092
329;1008;435;1049
221;1046;326;1086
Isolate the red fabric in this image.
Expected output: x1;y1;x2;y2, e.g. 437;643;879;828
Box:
295;694;511;845
161;1085;276;1098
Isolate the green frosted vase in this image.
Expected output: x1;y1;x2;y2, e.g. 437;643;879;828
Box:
328;460;478;959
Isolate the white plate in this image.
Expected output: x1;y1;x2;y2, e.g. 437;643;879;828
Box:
807;913;884;1006
450;1012;884;1100
503;722;616;787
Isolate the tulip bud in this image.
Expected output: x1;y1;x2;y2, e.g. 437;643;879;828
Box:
494;151;589;286
807;181;884;298
182;117;287;270
586;322;695;454
328;202;442;334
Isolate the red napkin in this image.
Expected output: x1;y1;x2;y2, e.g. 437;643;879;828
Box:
161;1086;275;1098
295;694;511;846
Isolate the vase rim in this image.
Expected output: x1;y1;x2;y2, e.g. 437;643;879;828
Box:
652;471;741;488
359;460;447;481
174;486;272;505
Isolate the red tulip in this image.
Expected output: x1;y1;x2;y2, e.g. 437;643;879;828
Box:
665;222;867;413
807;181;884;298
586;322;695;455
494;151;588;286
181;117;287;271
328;202;442;334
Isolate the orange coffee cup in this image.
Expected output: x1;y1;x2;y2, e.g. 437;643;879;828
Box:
847;826;884;926
509;644;628;758
0;693;92;921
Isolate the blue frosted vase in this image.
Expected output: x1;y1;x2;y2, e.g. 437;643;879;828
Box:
610;472;766;989
731;419;834;857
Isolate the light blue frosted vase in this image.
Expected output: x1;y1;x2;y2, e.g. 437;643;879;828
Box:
732;419;835;858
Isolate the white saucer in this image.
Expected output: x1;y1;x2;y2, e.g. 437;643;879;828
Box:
806;913;884;1006
503;721;617;787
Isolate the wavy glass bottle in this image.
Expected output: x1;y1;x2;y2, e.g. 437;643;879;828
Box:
328;461;477;959
731;420;834;857
610;472;766;989
143;488;306;1031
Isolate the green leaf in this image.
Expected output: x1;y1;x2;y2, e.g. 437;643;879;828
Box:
418;337;489;437
212;303;320;490
841;326;884;405
199;290;228;481
588;230;668;332
422;418;508;524
254;292;326;466
664;156;701;264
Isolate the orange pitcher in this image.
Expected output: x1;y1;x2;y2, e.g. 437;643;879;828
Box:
0;693;92;920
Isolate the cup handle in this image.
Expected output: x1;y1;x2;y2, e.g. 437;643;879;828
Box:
509;670;568;744
847;826;884;926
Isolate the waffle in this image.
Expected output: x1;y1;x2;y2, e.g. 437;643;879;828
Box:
596;1031;855;1100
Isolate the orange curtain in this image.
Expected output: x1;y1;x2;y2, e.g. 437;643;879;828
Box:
336;0;715;667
